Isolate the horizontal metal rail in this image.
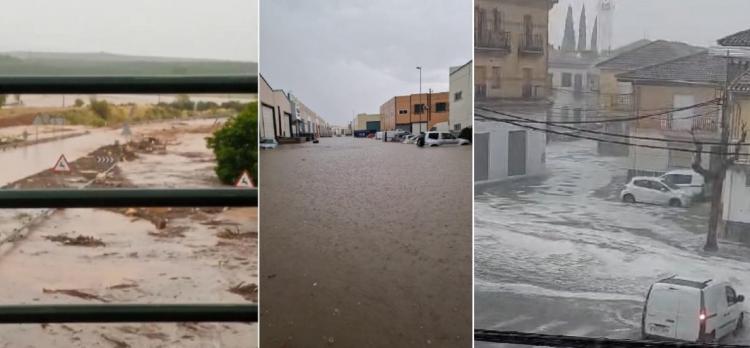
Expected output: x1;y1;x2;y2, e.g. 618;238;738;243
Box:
0;188;257;208
0;75;257;94
0;304;256;323
475;330;744;348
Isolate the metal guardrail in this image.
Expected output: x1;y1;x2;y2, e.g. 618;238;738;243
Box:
0;74;258;324
0;188;257;208
0;75;257;94
475;330;746;348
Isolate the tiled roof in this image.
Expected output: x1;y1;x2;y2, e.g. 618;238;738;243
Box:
595;40;704;71
617;52;726;85
718;29;750;47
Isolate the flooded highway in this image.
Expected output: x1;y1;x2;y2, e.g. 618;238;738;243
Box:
259;137;472;347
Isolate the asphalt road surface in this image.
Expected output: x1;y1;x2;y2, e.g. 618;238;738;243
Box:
260;137;472;347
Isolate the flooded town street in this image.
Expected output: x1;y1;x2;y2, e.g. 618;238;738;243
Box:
0;118;257;347
259;137;472;347
475;140;750;346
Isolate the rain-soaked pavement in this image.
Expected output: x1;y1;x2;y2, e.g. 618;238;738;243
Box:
0;120;257;347
475;139;750;346
259;136;472;347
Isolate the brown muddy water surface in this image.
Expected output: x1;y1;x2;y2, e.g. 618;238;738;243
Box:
260;137;472;347
0;122;257;347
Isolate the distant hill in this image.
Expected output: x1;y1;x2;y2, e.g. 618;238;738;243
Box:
0;51;256;76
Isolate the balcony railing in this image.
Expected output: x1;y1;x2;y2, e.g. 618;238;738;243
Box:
476;31;511;52
660;115;718;132
519;34;545;54
610;94;633;111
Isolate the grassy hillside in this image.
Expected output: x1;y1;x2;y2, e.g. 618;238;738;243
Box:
0;52;256;76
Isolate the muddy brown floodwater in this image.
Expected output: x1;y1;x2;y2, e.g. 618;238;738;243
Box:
260;137;472;347
0;122;257;347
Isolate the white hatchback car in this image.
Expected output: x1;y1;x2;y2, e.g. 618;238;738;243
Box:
643;276;745;343
620;177;691;207
424;131;470;146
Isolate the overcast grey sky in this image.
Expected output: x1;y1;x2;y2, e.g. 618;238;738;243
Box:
260;0;472;126
0;0;257;61
550;0;750;50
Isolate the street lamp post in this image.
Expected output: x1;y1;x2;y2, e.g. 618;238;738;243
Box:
416;66;422;134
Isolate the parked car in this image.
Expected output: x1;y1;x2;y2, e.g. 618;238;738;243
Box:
620;177;691;207
402;135;417;144
659;169;705;198
423;131;471;147
260;138;278;149
642;276;744;342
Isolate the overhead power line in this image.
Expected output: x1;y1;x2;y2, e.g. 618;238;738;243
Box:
475;114;750;156
475;98;721;125
476;108;750;146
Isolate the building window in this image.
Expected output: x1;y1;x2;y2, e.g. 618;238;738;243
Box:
454;91;462;101
435;102;448;113
398;109;408;115
573;108;582;122
562;73;572;87
454;123;461;131
746;172;750;187
414;104;425;114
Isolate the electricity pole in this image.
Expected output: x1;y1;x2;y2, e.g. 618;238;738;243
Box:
417;66;422;134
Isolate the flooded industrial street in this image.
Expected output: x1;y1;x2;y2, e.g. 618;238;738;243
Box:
259;137;472;347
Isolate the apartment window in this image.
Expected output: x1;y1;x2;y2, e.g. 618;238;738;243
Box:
491;66;501;89
746;172;750;187
414;104;425;114
398;109;408;115
562;73;572;87
435;102;448;113
454;91;462;101
454;123;461;131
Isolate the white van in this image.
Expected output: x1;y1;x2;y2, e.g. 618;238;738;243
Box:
642;276;745;342
659;170;705;198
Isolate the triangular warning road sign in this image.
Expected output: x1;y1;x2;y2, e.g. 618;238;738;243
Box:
235;171;254;188
52;154;71;173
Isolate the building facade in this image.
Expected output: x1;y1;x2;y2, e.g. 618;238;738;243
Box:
260;74;293;140
379;92;450;134
616;51;724;177
351;113;382;133
449;61;473;132
260;74;332;142
474;0;557;184
474;0;557;100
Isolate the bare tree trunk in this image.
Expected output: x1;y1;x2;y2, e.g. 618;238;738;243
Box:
705;170;725;251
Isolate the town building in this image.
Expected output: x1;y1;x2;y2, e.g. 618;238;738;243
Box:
475;0;556;100
351;113;382;133
379;92;450;134
715;28;750;243
548;49;600;139
474;0;557;183
616;51;724;177
594;40;704;155
449;60;472;132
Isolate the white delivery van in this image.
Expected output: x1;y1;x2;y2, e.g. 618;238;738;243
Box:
642;276;745;343
659;170;705;198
